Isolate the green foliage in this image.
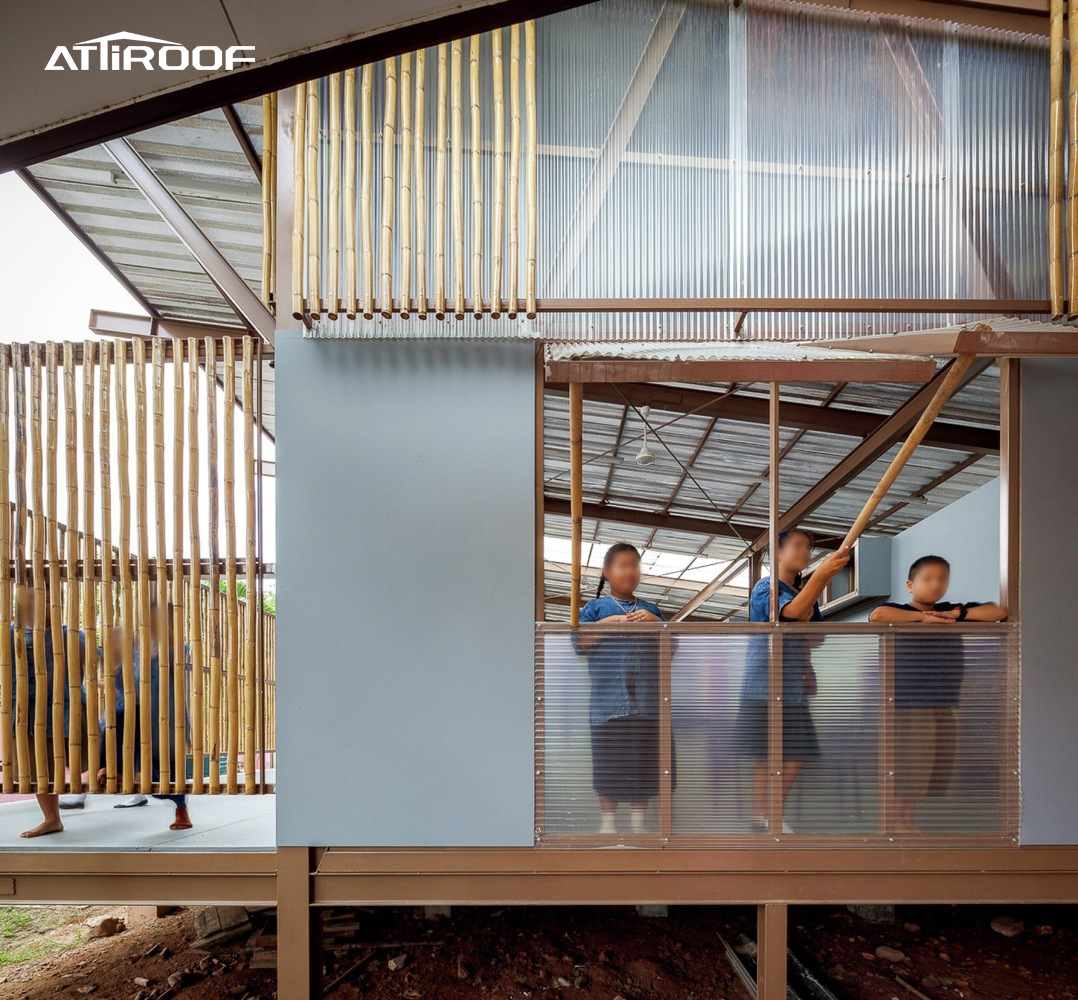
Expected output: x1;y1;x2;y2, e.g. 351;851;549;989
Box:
217;579;276;615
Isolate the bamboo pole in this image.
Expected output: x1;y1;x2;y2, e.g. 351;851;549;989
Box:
12;346;29;791
269;91;278;305
1050;0;1065;318
470;35;483;319
415;49;428;319
243;338;257;793
206;337;222;794
99;342;117;793
187;340;205;795
45;346;66;792
568;381;583;627
381;57;398;317
491;28;505;319
328;72;341;320
262;93;275;308
435;44;449;320
361;65;375;320
291;82;307;320
1069;0;1078;317
172;343;186;796
508;24;521;319
224;340;239;794
451;38;465;319
306;81;322;319
344;68;358;319
115;340;136;794
0;348;10;794
842;355;978;549
63;343;82;793
525;19;537;319
82;342;99;791
29;352;48;791
400;51;414;318
152;340;171;792
134;340;152;794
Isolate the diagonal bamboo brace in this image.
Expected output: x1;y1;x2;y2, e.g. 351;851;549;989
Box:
841;354;977;550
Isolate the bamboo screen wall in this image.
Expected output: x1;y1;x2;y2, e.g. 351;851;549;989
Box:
285;22;539;326
0;338;272;796
289;0;1055;340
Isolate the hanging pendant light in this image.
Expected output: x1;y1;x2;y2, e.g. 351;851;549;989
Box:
635;406;656;466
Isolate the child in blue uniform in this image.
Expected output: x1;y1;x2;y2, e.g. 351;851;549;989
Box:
869;555;1006;833
575;543;671;836
738;528;850;833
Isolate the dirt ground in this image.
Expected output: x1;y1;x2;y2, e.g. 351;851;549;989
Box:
0;902;1074;999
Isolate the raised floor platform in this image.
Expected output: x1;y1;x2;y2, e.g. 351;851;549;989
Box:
0;794;276;852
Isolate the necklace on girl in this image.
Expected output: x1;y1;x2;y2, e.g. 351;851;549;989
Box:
611;595;638;614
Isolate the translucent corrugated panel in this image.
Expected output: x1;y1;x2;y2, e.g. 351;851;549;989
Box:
536;623;1018;846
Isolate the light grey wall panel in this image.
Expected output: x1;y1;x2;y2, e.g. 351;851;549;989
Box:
1020;360;1078;845
275;333;536;846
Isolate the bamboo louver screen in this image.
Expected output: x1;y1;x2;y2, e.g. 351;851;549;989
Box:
0;339;271;796
286;21;539;325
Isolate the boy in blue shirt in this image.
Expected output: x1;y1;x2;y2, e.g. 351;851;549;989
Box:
869;555;1006;833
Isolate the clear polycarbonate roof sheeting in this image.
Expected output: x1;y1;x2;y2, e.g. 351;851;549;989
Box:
533;0;1051;341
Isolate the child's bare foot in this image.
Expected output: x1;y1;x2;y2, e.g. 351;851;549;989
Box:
21;818;63;838
170;805;193;831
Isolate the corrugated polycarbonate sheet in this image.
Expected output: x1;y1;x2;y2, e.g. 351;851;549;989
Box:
536;623;1018;845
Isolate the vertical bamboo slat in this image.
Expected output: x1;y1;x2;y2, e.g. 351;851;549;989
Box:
451;39;465;320
115;341;136;794
243;339;258;793
152;341;171;791
491;29;506;319
12;347;29;791
82;342;99;791
206;338;222;794
224;341;239;794
0;350;10;794
344;68;358;318
400;51;414;319
328;73;341;320
29;353;48;791
525;20;537;319
172;344;186;796
1050;0;1064;318
435;44;449;320
269;91;278;305
188;341;205;795
415;49;428;319
508;25;521;319
63;343;82;793
306;81;322;319
45;346;66;792
262;94;275;308
291;82;307;320
99;343;116;793
361;65;375;320
381;58;398;317
470;36;484;319
134;341;153;793
1069;0;1078;316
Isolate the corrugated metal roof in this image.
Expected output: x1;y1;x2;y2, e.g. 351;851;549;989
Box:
542;368;1000;619
545;342;933;362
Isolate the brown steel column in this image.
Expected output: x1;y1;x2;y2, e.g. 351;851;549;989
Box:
277;847;316;1000
767;384;783;836
756;903;788;1000
568;382;584;626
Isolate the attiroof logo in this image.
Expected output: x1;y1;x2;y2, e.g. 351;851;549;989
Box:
45;31;255;71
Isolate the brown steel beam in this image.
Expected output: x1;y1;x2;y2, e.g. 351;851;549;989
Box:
223;104;263;184
548;383;1000;454
822;328;1078;356
545;358;937;385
